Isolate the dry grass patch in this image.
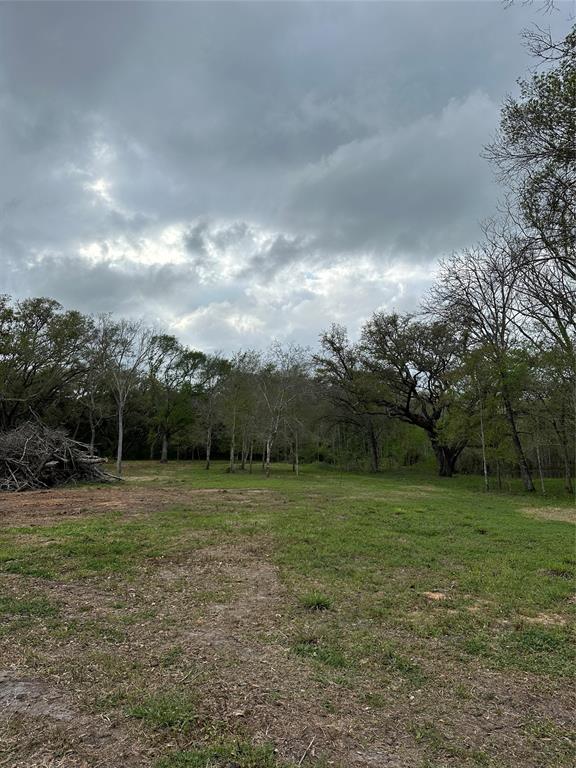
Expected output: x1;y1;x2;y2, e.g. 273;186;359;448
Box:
522;505;575;524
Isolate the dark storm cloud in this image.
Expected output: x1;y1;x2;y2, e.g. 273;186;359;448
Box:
0;1;572;349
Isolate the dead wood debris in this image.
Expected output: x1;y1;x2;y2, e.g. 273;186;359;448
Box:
0;422;119;492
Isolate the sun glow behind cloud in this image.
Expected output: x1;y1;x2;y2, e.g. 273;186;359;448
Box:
84;177;113;205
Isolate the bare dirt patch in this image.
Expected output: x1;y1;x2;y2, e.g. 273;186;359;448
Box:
142;544;425;767
127;539;576;767
0;672;154;768
422;591;447;601
2;536;575;767
0;672;74;721
0;485;272;525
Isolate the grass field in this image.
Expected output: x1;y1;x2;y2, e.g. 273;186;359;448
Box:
0;462;574;767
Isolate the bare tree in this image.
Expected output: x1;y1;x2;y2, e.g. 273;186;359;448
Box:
195;354;230;470
514;254;576;362
105;319;155;475
430;236;537;491
258;344;310;477
220;351;261;473
79;315;117;453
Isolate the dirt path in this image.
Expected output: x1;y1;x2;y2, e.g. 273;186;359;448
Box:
151;544;424;766
0;536;422;767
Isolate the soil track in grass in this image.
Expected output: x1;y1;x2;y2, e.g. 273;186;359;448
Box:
1;462;575;767
0;484;272;526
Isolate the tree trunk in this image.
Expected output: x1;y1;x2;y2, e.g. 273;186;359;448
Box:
89;416;96;455
501;389;535;492
535;439;546;494
368;421;379;473
229;408;236;473
116;403;124;476
431;441;461;477
249;439;254;474
294;431;299;477
205;426;212;470
160;432;168;463
479;396;489;492
563;450;574;496
265;437;272;477
553;421;574;495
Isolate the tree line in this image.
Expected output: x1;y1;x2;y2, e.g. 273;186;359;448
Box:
0;25;573;491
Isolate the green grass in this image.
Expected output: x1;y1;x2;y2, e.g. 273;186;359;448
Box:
2;463;573;678
129;692;198;731
0;508;228;579
292;634;349;668
299;591;332;611
2;460;574;767
156;741;294;768
0;595;58;617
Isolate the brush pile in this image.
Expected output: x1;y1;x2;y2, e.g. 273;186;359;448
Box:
0;422;118;492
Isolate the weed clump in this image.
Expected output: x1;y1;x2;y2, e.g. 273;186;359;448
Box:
299;591;332;611
129;692;197;731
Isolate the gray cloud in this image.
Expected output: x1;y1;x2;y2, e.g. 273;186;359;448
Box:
0;1;572;350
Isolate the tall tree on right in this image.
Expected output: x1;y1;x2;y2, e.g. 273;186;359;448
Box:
484;25;575;281
480;23;575;491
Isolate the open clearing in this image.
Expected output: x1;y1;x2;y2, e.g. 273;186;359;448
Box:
0;463;574;768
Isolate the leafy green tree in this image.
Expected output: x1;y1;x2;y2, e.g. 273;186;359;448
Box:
316;325;389;473
257;344;310;477
317;316;471;477
147;334;205;463
0;296;90;430
76;314;118;453
193;355;231;469
359;313;471;477
529;344;575;493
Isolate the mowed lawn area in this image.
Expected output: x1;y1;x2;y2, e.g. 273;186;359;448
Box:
0;462;574;768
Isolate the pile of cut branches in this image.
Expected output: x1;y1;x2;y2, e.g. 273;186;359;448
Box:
0;422;118;492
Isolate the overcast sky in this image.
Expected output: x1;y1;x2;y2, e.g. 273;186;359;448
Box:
0;1;573;351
